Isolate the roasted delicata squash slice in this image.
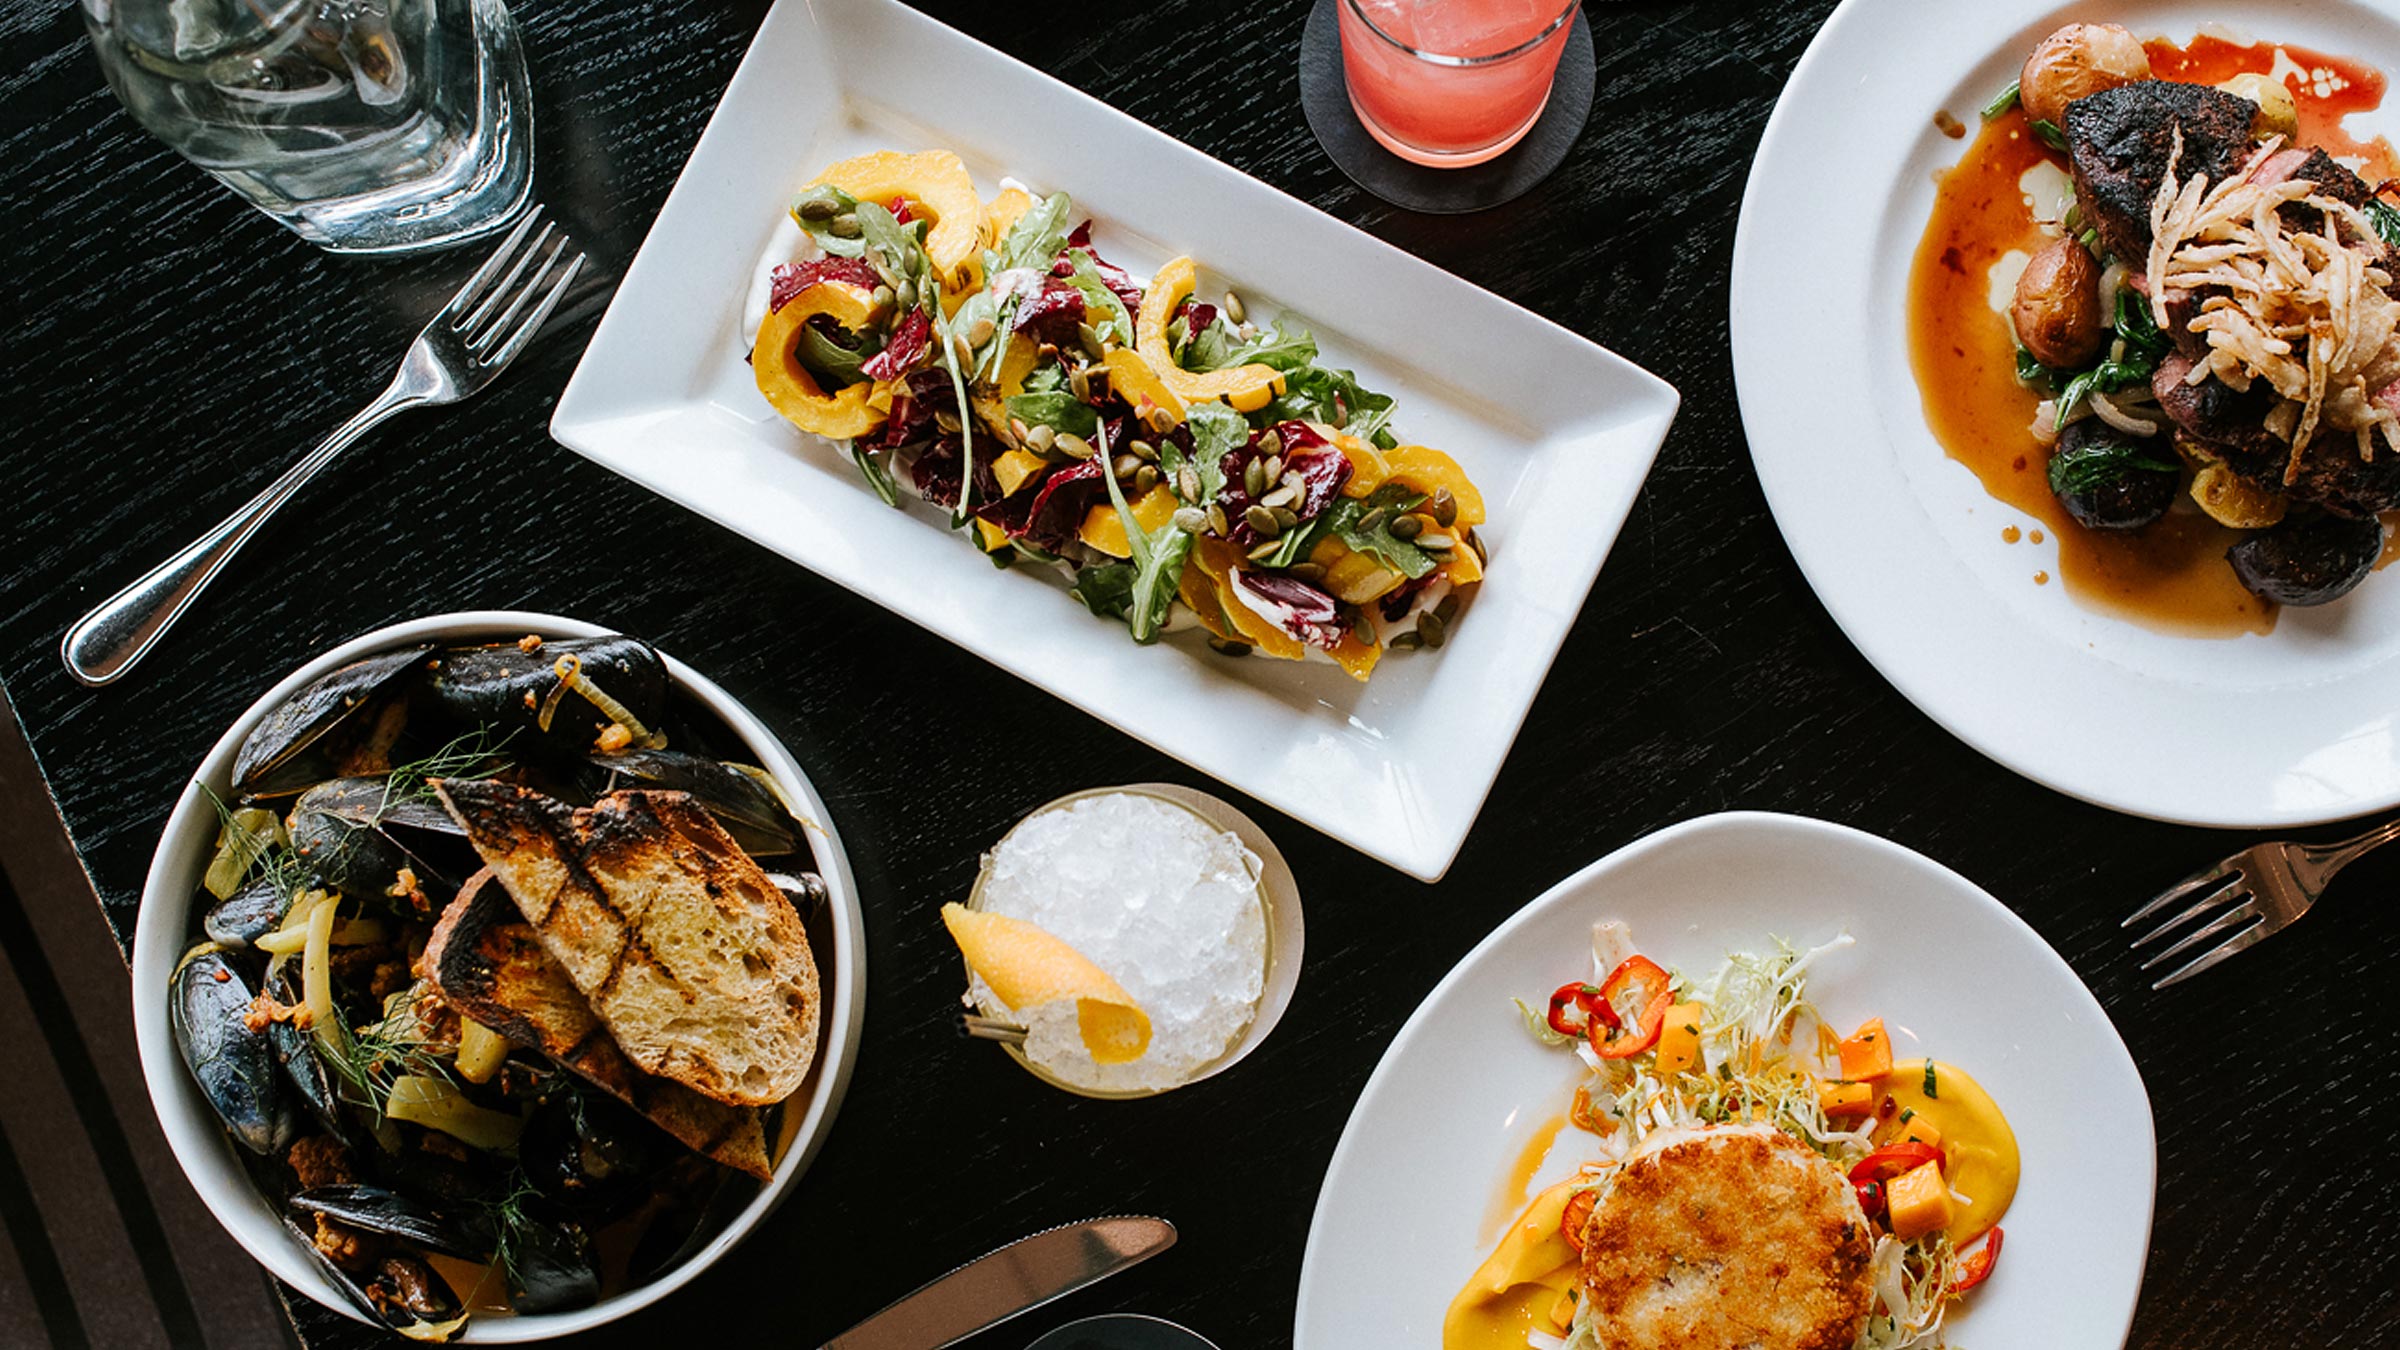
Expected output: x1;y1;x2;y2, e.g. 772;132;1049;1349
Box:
1382;445;1486;526
808;149;984;289
983;185;1034;246
751;278;886;440
1137;256;1286;413
1104;348;1188;427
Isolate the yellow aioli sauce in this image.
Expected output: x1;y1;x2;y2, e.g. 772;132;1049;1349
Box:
1479;1115;1567;1247
1443;1178;1584;1350
1876;1058;2020;1246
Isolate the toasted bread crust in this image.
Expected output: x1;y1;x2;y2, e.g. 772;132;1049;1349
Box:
423;871;773;1179
433;780;820;1108
1578;1127;1874;1350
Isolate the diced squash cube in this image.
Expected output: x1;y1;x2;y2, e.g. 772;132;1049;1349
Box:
1897;1108;1944;1153
1076;488;1178;559
1818;1079;1875;1120
1655;1003;1705;1075
1886;1160;1954;1239
972;518;1008;553
1839;1017;1893;1082
995;448;1047;497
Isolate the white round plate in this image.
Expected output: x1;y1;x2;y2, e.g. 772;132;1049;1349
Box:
1295;812;2153;1348
1731;0;2400;827
131;611;867;1342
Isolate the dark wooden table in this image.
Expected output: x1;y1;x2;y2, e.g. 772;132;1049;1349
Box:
7;0;2398;1346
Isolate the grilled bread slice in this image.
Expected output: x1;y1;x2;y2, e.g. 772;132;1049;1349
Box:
423;870;773;1179
433;780;820;1108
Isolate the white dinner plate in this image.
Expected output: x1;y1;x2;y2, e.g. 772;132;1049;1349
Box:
549;0;1677;881
1732;0;2400;827
132;612;867;1341
1296;811;2154;1347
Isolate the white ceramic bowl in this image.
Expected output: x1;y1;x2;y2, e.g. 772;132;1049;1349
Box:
130;611;867;1342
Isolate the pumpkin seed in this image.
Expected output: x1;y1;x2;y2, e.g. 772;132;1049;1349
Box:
871;284;895;310
965;315;995;348
1264;454;1285;482
1260;484;1300;510
1434;593;1461;624
1078;322;1105;358
796;191;841;222
1173;506;1207;534
1389;514;1424;541
934;410;962;435
1207;637;1252;657
1417;612;1448;648
1286;561;1326;582
1026;423;1057;453
1331;402;1350;428
1134;466;1161;495
1222;290;1247;325
1068;365;1091;402
1417;533;1456;552
1113;453;1144;479
1388;630;1425;651
1246;539;1283;561
1259;429;1283;458
1130;438;1158;462
1358;507;1388;532
1177;466;1202;501
1243;459;1268;498
1244;505;1282;537
1206;504;1231;536
1009;417;1032;442
1057;432;1094;459
1271;505;1299;532
1430;489;1458;527
1146;405;1178;435
827;212;863;239
895;279;919;312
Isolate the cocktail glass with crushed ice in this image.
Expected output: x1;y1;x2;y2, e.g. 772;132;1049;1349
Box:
963;785;1300;1099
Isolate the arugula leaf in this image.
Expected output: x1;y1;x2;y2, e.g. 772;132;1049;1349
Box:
1089;420;1191;643
2030;118;2069;152
1186;313;1321;374
852;200;925;284
996;191;1074;273
1176;403;1245;499
1060;249;1136;346
1262;365;1400;449
1981;80;2021;120
790;185;866;257
851;444;900;507
2371;198;2400;249
797;321;880;388
1323;487;1436;579
1005;389;1099;438
1070;561;1136;619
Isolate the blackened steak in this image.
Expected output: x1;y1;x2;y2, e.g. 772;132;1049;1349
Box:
2065;81;2258;262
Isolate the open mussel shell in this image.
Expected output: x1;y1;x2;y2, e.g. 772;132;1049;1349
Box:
232;645;431;799
505;1221;601;1315
281;1215;469;1341
288;777;465;907
171;943;294;1156
520;1092;664;1215
290;1185;482;1259
203;876;290;947
427;635;667;760
262;960;349;1143
577;749;804;856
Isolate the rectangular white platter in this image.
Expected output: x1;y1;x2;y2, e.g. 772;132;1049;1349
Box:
549;0;1678;880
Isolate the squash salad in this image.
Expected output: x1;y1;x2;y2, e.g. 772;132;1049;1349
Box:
750;150;1488;680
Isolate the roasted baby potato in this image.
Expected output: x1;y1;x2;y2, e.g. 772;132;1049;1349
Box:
2020;23;2153;126
2218;72;2299;140
2012;237;2107;369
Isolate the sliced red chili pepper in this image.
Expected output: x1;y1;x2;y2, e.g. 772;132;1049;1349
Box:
1589;955;1673;1059
1560;1188;1597;1252
1847;1142;1943;1188
1853;1178;1887;1223
1545;983;1605;1038
1950;1226;2003;1293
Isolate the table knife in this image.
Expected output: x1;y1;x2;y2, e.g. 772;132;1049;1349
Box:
819;1216;1176;1350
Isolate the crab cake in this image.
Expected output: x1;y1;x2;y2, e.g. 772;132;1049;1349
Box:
1578;1125;1875;1350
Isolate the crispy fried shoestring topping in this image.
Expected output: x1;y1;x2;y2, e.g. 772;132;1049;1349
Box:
2147;128;2400;481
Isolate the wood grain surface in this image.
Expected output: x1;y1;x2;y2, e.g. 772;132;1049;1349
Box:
5;0;2398;1346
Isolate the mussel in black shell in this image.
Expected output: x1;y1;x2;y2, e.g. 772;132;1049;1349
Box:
170;943;293;1155
426;635;667;759
575;749;804;856
232;645;431;798
287;777;467;911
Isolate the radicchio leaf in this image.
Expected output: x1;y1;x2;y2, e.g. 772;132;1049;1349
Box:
768;256;882;313
996;456;1105;551
1053;222;1144;312
886;195;917;224
910;433;1001;510
1234;571;1347;650
860;307;932;382
1215;421;1350;547
1012;282;1088;346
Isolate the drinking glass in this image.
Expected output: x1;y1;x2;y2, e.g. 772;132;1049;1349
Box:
1337;0;1581;168
81;0;534;254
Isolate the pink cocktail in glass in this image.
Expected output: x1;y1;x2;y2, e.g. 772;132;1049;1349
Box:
1337;0;1580;168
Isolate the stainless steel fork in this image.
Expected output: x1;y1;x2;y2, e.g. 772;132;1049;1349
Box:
2123;815;2400;989
60;207;588;687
